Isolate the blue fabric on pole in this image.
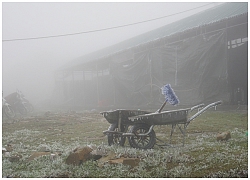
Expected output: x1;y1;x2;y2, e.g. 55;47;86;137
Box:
161;84;179;105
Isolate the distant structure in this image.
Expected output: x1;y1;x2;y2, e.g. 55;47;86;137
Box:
54;2;248;110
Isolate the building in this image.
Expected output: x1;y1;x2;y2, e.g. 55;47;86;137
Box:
54;2;248;110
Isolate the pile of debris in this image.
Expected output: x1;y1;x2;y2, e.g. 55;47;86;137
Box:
65;146;140;168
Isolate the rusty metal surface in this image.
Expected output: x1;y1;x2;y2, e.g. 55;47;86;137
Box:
101;108;190;125
128;108;190;125
100;109;151;124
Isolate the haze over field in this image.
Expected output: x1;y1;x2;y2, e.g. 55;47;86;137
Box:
2;2;222;107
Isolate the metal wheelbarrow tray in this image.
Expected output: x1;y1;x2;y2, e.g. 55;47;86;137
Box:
101;101;222;149
101;109;151;125
128;108;190;125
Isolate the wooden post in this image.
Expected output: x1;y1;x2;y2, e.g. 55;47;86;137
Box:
82;70;85;107
96;64;100;107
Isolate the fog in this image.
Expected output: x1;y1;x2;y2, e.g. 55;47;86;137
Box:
2;2;221;108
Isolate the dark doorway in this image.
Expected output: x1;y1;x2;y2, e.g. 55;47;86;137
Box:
228;42;248;104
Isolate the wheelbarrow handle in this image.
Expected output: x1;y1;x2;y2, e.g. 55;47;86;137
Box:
190;103;205;112
187;101;222;122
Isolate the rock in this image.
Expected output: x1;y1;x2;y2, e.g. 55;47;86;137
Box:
5;144;13;152
98;151;116;167
123;158;140;167
108;157;125;164
87;144;97;150
91;149;105;155
72;147;80;152
98;151;116;161
75;147;93;160
89;150;103;161
92;154;103;161
54;151;63;156
90;144;106;159
38;146;50;152
65;153;81;166
28;152;51;161
2;148;7;153
108;157;140;168
50;153;58;161
65;146;93;166
217;131;231;141
4;152;11;157
9;154;22;162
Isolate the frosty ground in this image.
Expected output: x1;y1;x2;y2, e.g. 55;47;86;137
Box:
2;107;248;178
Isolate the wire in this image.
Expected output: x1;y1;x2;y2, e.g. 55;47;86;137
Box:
3;3;215;42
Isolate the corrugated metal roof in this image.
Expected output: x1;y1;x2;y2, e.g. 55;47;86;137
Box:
60;2;248;70
177;2;247;30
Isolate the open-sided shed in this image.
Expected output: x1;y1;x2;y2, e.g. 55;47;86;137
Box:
54;2;248;109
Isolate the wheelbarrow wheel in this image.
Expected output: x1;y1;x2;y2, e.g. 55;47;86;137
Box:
3;105;16;119
107;123;126;146
128;124;156;149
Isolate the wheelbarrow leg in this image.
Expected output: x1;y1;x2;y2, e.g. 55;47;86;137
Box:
177;124;187;146
170;124;176;144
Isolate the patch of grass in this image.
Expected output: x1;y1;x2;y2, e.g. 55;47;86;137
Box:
2;109;248;177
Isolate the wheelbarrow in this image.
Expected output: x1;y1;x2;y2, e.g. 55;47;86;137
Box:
101;101;222;149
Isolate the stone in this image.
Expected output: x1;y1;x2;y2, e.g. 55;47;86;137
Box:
2;148;7;153
65;153;80;166
98;151;116;162
28;152;51;161
75;147;93;159
54;151;63;156
91;154;103;161
73;147;80;152
217;131;231;141
38;146;50;152
4;152;11;157
65;146;93;166
87;144;97;150
9;154;22;162
108;157;140;168
90;147;106;156
90;150;103;161
50;153;58;161
108;157;125;164
98;151;116;167
5;144;13;152
123;158;140;167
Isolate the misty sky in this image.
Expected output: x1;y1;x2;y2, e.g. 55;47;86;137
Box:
2;2;222;105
